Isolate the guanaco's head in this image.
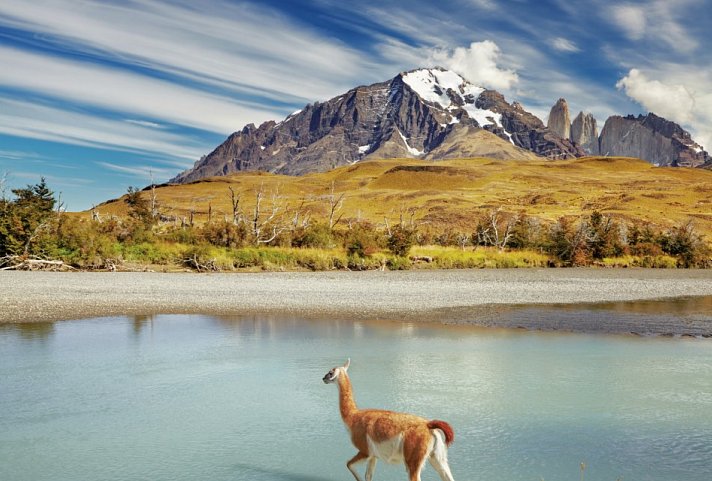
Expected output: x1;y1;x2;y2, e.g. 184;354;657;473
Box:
322;358;350;384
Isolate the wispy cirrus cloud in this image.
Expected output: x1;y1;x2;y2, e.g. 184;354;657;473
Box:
605;0;699;54
0;97;206;162
0;0;384;104
96;161;180;181
550;37;581;53
0;46;281;134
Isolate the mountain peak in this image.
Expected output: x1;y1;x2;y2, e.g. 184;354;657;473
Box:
399;67;482;110
169;68;589;183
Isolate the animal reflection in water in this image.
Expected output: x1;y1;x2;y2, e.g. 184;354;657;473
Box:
323;359;456;481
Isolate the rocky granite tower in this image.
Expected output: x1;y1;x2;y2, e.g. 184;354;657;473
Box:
547;98;571;140
599;113;708;167
571;111;599;155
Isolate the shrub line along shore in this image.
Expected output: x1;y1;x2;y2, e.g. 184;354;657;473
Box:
2;270;712;336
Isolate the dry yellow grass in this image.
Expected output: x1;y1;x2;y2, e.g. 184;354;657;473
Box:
89;156;712;238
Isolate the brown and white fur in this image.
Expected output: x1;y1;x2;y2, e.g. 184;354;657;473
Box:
323;359;456;481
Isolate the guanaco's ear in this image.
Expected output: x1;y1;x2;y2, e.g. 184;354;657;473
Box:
343;358;351;371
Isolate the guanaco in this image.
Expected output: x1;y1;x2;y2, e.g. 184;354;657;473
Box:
323;359;455;481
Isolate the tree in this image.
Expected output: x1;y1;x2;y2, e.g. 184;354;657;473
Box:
251;184;287;245
659;221;709;267
547;216;590;266
228;186;242;225
387;224;416;257
323;181;345;230
586;211;622;259
125;186;152;226
0;178;57;256
473;208;517;250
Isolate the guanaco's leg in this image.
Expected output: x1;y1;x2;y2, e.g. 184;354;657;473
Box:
429;429;455;481
404;431;429;481
429;456;455;481
347;452;368;481
407;463;424;481
365;457;377;481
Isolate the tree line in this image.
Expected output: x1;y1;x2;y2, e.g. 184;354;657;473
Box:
1;179;709;270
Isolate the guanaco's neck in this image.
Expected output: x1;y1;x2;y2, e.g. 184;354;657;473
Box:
337;372;358;422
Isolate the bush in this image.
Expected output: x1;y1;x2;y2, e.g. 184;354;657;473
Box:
343;224;382;257
200;220;249;248
292;223;334;249
659;221;709;267
387;224;416;257
55;217;120;268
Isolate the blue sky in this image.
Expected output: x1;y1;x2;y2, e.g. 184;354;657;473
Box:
1;0;711;210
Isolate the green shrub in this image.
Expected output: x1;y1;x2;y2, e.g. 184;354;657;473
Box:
343;224;382;257
292;223;334;249
387;224;416;257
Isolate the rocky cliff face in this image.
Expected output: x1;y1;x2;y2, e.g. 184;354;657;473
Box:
171;68;582;183
599;113;708;167
476;91;584;159
547;98;571;140
171;70;709;184
570;111;599;155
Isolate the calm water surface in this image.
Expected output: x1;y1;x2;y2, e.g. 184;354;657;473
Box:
1;315;711;481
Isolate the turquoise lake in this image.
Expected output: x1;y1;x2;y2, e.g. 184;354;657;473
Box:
1;315;711;481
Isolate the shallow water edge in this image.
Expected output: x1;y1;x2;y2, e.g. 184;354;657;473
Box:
2;270;712;335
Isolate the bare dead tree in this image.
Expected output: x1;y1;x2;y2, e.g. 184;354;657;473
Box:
475;208;517;250
398;204;418;229
0;170;8;202
456;232;470;251
383;217;392;237
252;183;287;244
324;181;345;230
291;199;311;230
228;186;242;225
149;168;158;220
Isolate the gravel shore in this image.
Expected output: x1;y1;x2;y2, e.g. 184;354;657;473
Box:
2;269;712;335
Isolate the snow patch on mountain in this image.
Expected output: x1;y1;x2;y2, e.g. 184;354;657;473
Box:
398;130;424;156
402;68;506;133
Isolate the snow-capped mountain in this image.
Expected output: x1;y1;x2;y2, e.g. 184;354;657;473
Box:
170;67;582;183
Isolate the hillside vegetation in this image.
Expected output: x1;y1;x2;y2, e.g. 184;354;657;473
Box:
97;156;712;236
2;156;710;271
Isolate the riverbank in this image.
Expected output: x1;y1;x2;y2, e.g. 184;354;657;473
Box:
2;269;712;335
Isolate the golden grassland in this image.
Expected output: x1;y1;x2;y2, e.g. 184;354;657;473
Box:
90;156;712;239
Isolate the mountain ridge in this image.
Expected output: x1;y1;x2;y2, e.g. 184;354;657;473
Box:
170;67;709;183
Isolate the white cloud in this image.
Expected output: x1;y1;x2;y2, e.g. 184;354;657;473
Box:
0;0;383;104
96;162;178;181
607;1;698;54
616;69;694;123
550;37;581;53
469;0;498;10
0;46;281;134
0;97;206;162
610;5;647;40
617;68;712;149
124;120;165;129
430;41;519;90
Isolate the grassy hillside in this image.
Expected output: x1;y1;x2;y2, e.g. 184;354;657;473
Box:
92;156;712;238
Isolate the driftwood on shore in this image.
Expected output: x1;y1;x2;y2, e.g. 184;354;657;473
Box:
0;255;76;271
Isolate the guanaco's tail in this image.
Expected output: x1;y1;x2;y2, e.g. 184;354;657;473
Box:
427;420;454;446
